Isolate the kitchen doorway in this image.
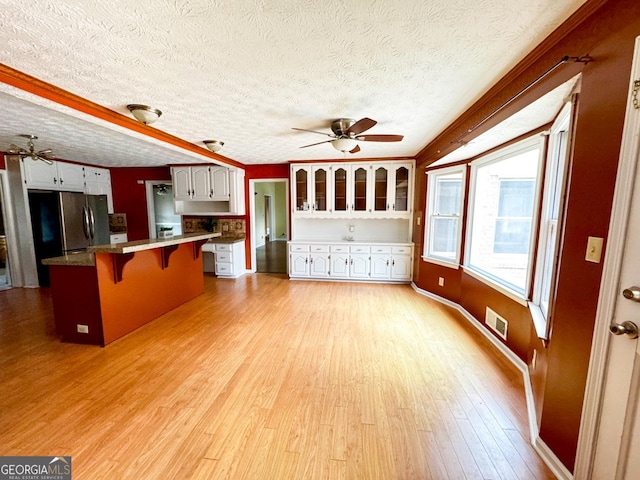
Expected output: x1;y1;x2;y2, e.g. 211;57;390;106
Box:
249;179;289;274
145;181;182;239
0;171;12;290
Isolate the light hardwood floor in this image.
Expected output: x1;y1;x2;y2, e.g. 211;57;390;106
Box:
0;274;556;479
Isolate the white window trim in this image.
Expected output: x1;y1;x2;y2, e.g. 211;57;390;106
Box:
423;164;466;266
463;266;529;306
531;102;572;322
464;135;546;298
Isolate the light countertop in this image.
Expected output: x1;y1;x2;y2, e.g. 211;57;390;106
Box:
88;232;220;254
43;233;221;266
42;251;96;267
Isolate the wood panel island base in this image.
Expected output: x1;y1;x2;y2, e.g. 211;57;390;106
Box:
43;233;218;346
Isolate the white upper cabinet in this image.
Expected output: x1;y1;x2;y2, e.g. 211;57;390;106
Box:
171;165;245;215
84;166;114;213
22;158;85;192
291;164;332;216
291;160;414;219
209;166;230;200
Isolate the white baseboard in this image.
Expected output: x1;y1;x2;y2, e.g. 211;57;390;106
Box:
411;283;573;480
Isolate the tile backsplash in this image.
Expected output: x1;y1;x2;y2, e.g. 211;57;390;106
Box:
182;217;246;238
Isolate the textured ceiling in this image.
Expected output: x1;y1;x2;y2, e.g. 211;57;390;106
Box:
0;0;587;167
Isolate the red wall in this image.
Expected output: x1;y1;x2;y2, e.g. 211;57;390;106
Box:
109;167;171;241
413;0;640;471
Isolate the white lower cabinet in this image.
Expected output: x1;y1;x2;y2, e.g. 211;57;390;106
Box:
329;245;349;278
288;242;413;283
390;246;412;281
309;245;330;277
202;240;246;278
349;247;370;278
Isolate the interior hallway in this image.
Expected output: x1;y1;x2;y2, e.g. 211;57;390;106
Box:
0;275;555;479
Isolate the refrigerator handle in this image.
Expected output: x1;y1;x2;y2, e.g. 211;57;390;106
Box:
88;206;96;239
82;206;90;240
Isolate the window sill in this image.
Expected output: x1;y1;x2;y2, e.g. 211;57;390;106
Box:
422;256;460;270
527;303;549;341
462;267;528;307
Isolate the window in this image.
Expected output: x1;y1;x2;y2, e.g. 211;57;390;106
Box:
531;102;572;330
494;179;536;254
466;137;543;295
424;166;466;264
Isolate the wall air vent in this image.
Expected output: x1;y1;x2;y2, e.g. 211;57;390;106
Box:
485;307;508;340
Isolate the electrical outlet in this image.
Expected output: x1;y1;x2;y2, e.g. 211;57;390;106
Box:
438;277;445;287
77;324;89;334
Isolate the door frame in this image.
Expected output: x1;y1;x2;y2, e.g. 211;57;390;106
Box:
0;169;19;288
249;178;289;273
264;193;273;243
574;35;640;478
145;180;173;239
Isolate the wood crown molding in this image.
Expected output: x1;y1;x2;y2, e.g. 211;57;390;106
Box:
0;62;244;169
416;0;608;167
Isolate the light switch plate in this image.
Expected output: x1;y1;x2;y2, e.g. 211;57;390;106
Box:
586;236;604;263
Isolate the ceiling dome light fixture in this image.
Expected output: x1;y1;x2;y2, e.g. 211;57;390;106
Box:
332;137;358;153
127;104;162;125
203;140;224;152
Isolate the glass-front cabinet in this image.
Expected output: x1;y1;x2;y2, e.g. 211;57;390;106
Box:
293;165;311;213
291;164;332;216
333;166;349;214
292;161;414;218
312;166;330;213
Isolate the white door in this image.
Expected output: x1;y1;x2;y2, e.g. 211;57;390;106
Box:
576;36;640;479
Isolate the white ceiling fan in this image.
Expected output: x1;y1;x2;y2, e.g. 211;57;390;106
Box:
7;134;56;165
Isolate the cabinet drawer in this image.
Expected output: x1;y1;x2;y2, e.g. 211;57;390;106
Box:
349;245;370;254
201;243;215;253
215;243;232;252
330;245;349;253
289;244;309;252
215;252;232;263
310;244;329;253
392;246;412;254
370;245;392;254
215;263;233;275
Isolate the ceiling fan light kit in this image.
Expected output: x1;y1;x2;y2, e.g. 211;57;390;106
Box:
127;104;162;125
332;137;359;152
203;140;224;152
293;117;403;154
7;134;55;165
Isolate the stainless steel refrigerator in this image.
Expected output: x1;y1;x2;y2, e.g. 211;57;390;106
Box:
28;190;110;286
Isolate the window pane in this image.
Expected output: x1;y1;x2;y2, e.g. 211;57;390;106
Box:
494;218;532;254
468;147;539;293
425;170;464;262
436;178;462;215
431;217;458;258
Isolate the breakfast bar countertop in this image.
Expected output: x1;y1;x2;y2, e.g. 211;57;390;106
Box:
88;232;220;254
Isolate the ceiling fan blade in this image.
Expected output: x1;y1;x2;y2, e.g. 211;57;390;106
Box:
349;145;361;154
355;134;404;142
292;127;334;137
37;148;53;155
299;140;333;148
346;117;377;135
7;144;25;154
35;155;54;165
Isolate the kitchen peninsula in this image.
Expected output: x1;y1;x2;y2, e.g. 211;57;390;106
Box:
43;232;218;346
